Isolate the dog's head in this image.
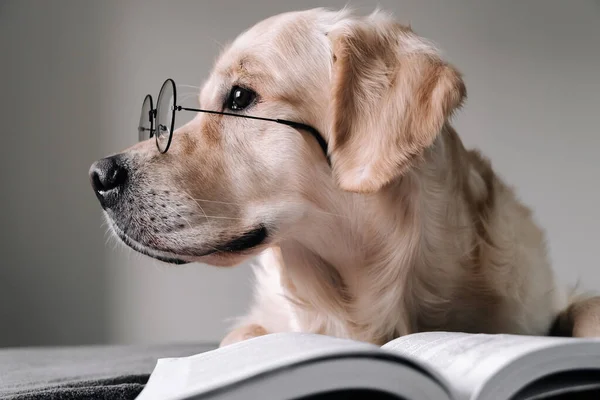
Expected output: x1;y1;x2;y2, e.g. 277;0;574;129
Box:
89;8;465;266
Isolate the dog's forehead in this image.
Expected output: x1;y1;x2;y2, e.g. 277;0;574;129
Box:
215;10;327;78
235;11;314;46
200;9;343;106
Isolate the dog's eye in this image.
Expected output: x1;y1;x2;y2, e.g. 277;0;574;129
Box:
227;86;256;111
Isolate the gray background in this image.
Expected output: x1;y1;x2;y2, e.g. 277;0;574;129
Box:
0;0;598;347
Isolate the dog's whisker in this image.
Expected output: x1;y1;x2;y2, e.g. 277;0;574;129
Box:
104;232;113;247
109;233;120;252
187;197;350;220
178;93;200;103
209;37;226;50
170;193;247;222
182;193;246;221
194;205;210;224
182;190;210;224
177;84;201;89
178;214;194;229
196;215;244;220
271;201;351;220
310;208;351;220
190;198;242;205
163;203;194;229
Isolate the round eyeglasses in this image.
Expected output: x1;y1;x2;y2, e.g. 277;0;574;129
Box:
137;79;330;163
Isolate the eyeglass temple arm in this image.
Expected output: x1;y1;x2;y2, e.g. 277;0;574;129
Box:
175;106;331;165
274;120;330;163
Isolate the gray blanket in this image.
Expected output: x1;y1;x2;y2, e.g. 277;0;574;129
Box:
0;343;216;400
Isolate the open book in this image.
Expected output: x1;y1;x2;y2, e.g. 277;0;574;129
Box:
136;332;600;400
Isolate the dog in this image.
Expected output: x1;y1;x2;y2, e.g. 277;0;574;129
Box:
90;8;600;346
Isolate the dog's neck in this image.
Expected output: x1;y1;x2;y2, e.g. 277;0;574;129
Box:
276;125;481;342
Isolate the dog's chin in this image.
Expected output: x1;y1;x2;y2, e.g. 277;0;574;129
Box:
109;222;191;265
193;251;261;267
107;219;269;267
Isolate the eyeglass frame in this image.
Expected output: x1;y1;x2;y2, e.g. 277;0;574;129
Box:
139;79;330;165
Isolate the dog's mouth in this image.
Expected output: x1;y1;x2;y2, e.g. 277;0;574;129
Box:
107;218;269;265
209;225;269;254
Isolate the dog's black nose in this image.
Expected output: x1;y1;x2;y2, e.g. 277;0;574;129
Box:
89;155;128;208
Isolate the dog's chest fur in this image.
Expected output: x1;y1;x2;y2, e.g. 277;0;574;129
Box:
248;130;563;345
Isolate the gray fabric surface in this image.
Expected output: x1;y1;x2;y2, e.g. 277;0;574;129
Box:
0;343;216;400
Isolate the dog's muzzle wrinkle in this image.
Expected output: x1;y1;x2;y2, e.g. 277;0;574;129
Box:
89;154;129;209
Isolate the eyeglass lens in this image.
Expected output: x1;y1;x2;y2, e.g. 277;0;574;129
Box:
138;94;154;142
155;79;177;153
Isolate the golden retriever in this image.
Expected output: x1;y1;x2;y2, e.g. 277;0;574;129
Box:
89;8;600;346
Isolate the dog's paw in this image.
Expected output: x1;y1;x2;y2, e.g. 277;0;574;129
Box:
219;324;268;347
571;297;600;337
552;296;600;338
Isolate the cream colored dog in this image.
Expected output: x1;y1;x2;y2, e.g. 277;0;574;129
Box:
90;8;600;346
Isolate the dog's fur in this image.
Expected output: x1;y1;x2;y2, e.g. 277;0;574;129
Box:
92;8;600;346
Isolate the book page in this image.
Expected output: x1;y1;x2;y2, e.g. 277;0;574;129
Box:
382;332;600;400
137;333;445;400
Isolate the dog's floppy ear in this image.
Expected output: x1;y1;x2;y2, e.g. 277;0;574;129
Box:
328;13;466;193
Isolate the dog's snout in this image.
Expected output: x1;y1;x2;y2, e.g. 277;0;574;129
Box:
89;155;128;208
